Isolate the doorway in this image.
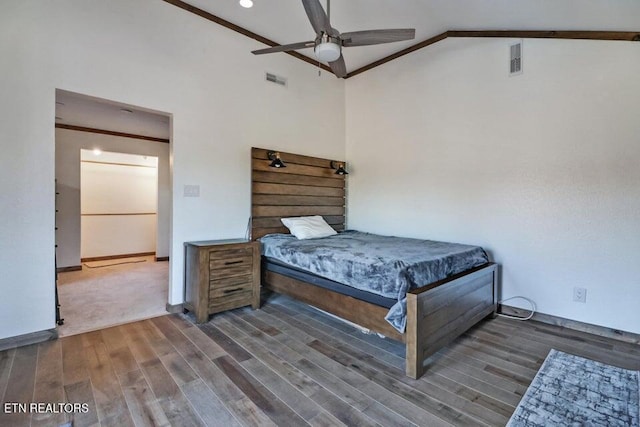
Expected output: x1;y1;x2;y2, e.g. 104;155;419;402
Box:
54;89;171;336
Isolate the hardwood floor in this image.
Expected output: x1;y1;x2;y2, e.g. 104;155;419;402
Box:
1;294;639;427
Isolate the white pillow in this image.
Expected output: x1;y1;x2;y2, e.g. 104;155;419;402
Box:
281;215;337;240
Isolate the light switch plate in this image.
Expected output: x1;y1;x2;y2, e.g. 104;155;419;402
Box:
184;184;200;197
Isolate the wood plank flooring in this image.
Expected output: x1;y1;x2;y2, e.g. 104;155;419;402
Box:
1;294;639;427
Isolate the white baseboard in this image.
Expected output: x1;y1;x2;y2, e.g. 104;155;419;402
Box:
166;303;184;314
499;304;640;345
0;328;58;352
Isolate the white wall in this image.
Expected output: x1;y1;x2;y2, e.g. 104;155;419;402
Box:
346;38;640;334
55;129;170;267
81;215;156;259
0;1;344;340
80;157;158;259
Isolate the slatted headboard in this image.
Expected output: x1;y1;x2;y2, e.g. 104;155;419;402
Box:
251;147;346;240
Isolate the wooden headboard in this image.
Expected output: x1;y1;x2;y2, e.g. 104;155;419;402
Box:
251;147;346;240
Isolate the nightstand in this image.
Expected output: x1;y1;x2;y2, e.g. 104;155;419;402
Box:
184;239;260;323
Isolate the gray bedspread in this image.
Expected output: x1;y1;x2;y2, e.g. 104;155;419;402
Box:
259;230;489;332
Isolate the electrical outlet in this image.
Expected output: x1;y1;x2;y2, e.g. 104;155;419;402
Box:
573;287;587;303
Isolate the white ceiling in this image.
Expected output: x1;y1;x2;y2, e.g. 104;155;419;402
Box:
55;90;170;139
187;0;640;73
80;149;159;167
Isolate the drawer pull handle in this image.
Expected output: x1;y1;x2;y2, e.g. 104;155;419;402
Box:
224;260;243;265
223;287;242;294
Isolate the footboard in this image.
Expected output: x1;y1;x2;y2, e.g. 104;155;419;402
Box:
406;263;497;378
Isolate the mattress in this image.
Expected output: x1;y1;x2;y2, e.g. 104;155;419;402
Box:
259;230;489;332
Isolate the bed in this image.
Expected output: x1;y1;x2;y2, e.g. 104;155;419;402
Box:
251;147;498;379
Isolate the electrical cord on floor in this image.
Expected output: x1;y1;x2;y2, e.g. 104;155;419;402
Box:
497;296;536;321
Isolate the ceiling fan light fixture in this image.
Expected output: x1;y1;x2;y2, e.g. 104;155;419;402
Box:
314;42;341;62
239;0;253;8
248;0;415;79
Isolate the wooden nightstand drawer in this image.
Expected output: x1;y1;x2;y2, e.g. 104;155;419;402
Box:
209;290;253;313
211;263;253;279
209;247;253;260
209;282;253;299
210;273;253;286
209;255;253;271
210;274;253;292
184;239;261;323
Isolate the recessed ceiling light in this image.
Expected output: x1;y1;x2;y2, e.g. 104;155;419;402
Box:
239;0;253;8
93;148;102;156
119;108;133;114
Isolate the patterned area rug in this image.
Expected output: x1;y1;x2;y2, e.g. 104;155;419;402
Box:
508;349;639;426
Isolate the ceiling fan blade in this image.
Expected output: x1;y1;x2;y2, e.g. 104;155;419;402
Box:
302;0;331;35
341;29;416;47
328;55;347;78
252;41;315;55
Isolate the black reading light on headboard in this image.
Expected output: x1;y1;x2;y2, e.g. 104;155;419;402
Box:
330;161;349;175
267;151;286;168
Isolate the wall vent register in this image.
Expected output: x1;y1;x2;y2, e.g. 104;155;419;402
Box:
266;72;287;87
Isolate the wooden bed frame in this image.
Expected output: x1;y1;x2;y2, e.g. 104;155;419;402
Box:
251;147;498;379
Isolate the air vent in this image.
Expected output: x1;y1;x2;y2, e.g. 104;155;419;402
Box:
266;72;287;87
510;41;523;76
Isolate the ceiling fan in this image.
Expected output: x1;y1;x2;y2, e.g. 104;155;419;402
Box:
251;0;416;78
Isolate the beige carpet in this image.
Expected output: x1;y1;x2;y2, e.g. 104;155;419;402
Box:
57;256;168;337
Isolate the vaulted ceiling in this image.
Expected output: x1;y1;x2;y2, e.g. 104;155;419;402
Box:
54;2;639;134
180;0;640;75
